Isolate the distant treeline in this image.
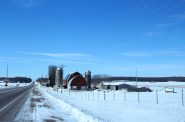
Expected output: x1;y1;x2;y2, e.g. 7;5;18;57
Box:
0;77;32;83
36;78;48;84
92;76;185;83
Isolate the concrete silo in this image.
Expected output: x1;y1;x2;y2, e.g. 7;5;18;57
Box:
55;66;63;89
85;70;91;90
48;65;57;87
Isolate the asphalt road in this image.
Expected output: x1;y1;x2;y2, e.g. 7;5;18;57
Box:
0;83;34;121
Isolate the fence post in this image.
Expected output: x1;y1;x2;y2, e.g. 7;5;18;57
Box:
93;91;94;100
113;90;115;101
68;90;70;96
156;90;158;104
138;91;140;103
104;91;106;101
98;91;100;101
182;89;184;106
61;88;63;94
124;91;126;102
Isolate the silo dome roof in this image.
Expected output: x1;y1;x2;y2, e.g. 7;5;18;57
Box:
57;67;62;70
85;70;91;75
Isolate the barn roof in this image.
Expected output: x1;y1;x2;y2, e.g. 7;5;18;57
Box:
68;75;87;87
64;72;83;82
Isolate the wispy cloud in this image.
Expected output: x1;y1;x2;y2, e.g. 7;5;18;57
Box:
0;56;23;61
10;0;42;8
39;59;87;64
20;52;91;58
120;52;151;57
143;31;163;36
0;57;27;63
159;50;185;56
135;63;185;76
143;21;174;37
120;50;185;57
0;59;5;62
169;14;185;21
154;23;173;29
18;52;95;64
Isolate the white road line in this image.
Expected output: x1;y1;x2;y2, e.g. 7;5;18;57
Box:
0;90;27;112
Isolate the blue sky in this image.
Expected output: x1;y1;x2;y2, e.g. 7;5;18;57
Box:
0;0;185;79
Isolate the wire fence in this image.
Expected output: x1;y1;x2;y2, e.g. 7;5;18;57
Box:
49;87;184;106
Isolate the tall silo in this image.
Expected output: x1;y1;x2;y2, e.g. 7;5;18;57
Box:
48;65;57;87
85;70;91;89
55;66;63;88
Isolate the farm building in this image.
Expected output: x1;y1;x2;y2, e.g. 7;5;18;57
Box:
63;72;88;90
36;78;49;86
101;81;152;92
165;87;175;93
101;82;132;90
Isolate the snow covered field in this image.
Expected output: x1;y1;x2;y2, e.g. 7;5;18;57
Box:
16;82;185;122
0;81;31;89
125;81;185;89
15;86;99;122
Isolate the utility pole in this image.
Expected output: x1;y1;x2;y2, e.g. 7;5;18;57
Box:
6;65;8;78
136;68;138;86
182;89;184;106
5;65;9;87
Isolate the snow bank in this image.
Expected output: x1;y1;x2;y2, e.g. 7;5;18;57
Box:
39;82;185;122
39;87;101;122
0;82;31;89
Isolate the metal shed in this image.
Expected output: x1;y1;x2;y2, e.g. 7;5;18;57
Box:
101;81;132;90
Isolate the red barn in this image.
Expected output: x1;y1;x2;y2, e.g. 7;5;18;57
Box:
63;72;88;90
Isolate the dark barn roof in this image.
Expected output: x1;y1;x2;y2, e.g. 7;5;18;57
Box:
64;72;87;87
68;75;87;86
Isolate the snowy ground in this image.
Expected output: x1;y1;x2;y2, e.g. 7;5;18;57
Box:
16;82;185;122
125;81;185;89
15;86;99;122
15;87;65;122
0;81;31;89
